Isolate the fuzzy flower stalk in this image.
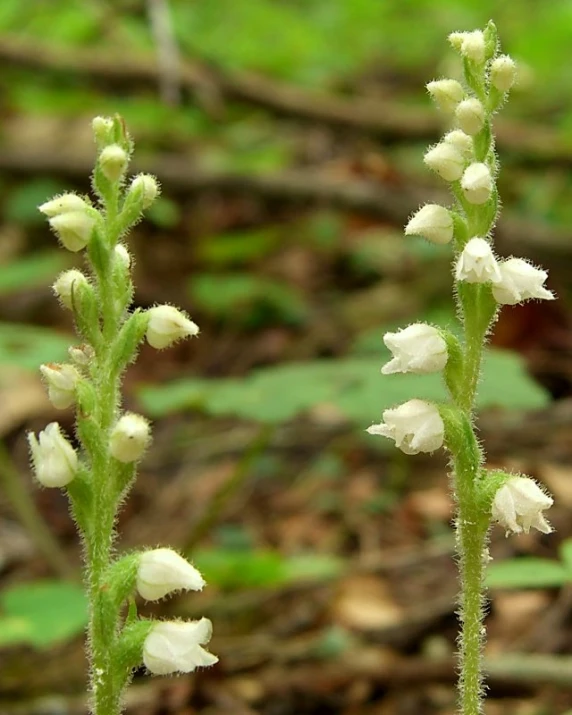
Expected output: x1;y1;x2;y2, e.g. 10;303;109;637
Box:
34;116;216;715
368;24;553;715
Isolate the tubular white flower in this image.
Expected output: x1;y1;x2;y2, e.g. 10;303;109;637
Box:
49;211;96;252
424;143;465;182
461;162;492;204
444;130;473;157
99;144;128;182
382;324;447;375
53;270;89;310
491;258;555;305
40;363;81;409
426;79;464;113
39;193;89;217
405;204;453;245
490;55;517;92
143;619;218;675
450;30;485;63
28;422;78;488
137;548;205;601
110;413;151;463
455;238;501;284
146;305;199;349
492;476;553;535
367;399;444;455
455;98;485;136
130;174;160;209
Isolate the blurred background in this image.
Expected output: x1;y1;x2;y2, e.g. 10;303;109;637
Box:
1;1;572;714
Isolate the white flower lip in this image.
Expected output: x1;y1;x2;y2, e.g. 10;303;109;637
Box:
382;324;448;375
405;204;453;245
137;548;205;601
39;193;89;218
492;476;553;536
49;211;96;252
491;258;554;305
28;422;78;488
424;143;465;182
143;618;218;675
40;363;81;410
367;399;444;455
455;237;501;284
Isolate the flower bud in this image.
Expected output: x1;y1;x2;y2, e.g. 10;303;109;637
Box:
449;30;485;63
69;344;94;368
49;211;96;252
455;237;501;284
143;619;218;675
443;130;473;157
490;55;517;92
130;174;160;209
426;79;464;113
109;413;151;463
424;143;465;182
39;193;89;218
382;324;447;375
40;363;81;410
114;244;131;269
491;258;555;305
455;98;485;136
461;162;492;204
28;422;78;488
137;548;205;601
99;144;128;182
92;116;114;145
367;399;444;455
405;204;453;245
146;305;199;349
492;476;553;535
53;270;90;310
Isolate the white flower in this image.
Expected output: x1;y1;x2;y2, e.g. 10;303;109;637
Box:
146;305;199;349
491;55;517;92
39;193;89;217
382;324;447;375
40;363;81;409
99;144;128;182
449;30;486;64
455;238;501;284
114;244;131;269
367;399;444;455
443;130;473;156
426;79;464;113
110;413;151;463
424;143;465;182
130;174;160;209
49;211;96;252
492;258;554;305
455;98;485;136
28;422;78;488
143;619;218;675
461;162;492;204
492;476;553;535
53;270;89;310
404;204;453;245
137;548;205;601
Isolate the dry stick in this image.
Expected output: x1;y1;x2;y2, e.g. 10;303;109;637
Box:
146;0;181;105
0;35;566;163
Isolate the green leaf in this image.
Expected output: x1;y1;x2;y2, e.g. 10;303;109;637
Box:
197;228;279;267
0;322;71;369
0;616;35;648
0;580;88;648
193;548;286;590
6;180;67;226
559;539;572;575
0;251;67;296
486;558;569;589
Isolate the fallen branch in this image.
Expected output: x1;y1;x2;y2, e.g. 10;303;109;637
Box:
0;35;568;164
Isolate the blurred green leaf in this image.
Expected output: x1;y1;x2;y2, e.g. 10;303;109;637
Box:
0;251;67;295
197;229;279;267
6;180;68;225
0;322;71;369
559;539;572;575
146;197;181;228
486;558;568;589
0;580;87;648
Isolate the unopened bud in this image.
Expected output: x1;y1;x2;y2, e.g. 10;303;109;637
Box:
461;162;493;204
28;422;78;488
426;79;464;113
40;363;81;410
443;130;473;157
405;204;453;245
455;98;485;136
130;174;160;209
114;244;131;269
39;193;89;218
490;55;517;92
424;143;465;182
49;212;96;252
99;144;128;182
110;413;151;463
146;305;199;349
143;619;218;675
68;344;95;367
92;116;114;146
449;30;485;64
137;548;205;601
53;270;90;310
